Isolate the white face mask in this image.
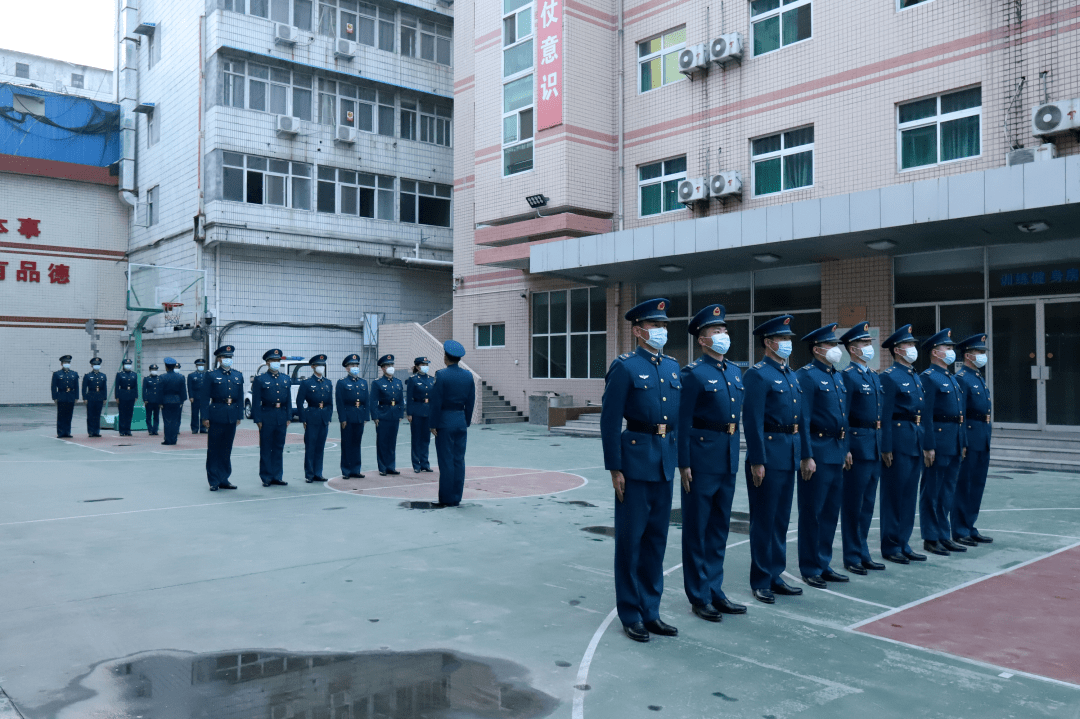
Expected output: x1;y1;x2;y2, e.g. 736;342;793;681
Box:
269;361;281;371
313;366;324;375
642;327;667;350
419;365;430;374
901;347;918;364
149;369;158;376
773;340;793;359
91;365;102;371
709;333;731;355
384;366;396;376
823;346;843;364
859;345;875;362
349;366;360;376
196;364;205;371
123;363;133;370
221;358;233;368
941;349;956;365
971;353;987;368
62;363;71;370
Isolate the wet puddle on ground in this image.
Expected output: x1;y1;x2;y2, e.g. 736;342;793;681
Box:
35;649;557;719
581;510;749;538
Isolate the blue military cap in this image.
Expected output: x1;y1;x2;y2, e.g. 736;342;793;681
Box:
801;323;840;344
148;364;159;370
444;340;466;359
624;298;671;323
164;357;178;365
881;324;916;349
922;328;955;349
414;356;431;365
214;345;235;357
753;314;796;337
840;322;872;345
956;333;988;352
263;348;284;361
194;357;207;364
342;353;361;367
59;354;72;362
377;354;395;366
89;357;102;366
687;304;726;335
308;354;328;365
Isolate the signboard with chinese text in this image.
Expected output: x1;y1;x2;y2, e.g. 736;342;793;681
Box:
536;0;563;131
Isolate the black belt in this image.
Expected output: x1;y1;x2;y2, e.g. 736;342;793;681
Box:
261;402;285;408
968;414;991;423
892;412;921;425
626;419;670;436
378;400;398;406
211;398;234;405
811;425;846;440
442;404;465;411
849;419;881;429
763;423;799;434
692;418;737;435
306;401;327;408
934;414;963;423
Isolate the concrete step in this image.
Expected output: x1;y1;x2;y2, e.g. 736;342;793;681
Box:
550;424;601;438
992;437;1080;451
483;410;524;419
482;416;528;424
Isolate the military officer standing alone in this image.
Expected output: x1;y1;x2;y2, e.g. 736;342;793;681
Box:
879;325;928;564
296;354;333;483
951;334;994;547
251;349;292;487
430;340;475;507
600;298;681;643
839;323;887;575
82;358;108;437
159;358;187;445
336;354;370;479
114;358;139;437
51;355;79;438
677;305;747;623
187;358;209;434
406;356;436;473
200;345;243;490
142;364;163;436
742;315;808;604
370;355;404;476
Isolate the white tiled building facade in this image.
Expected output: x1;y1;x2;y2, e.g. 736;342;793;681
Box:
0;49;114;102
453;0;1080;432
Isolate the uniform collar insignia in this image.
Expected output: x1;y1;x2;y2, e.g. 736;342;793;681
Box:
708;379;718;384
639;374;649;379
902;382;909;386
774;379;783;384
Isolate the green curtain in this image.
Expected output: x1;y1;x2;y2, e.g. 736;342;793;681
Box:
641;183;661;216
662;179;682;212
783;150;813;190
755;158;781;195
941;116;980;162
782;5;811;45
754;16;780;55
901;125;937;169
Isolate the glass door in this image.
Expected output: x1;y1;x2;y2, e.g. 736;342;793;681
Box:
1044;299;1080;429
989;302;1038;427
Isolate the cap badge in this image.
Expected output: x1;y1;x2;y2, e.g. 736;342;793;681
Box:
863;323;868;331
713;307;721;316
783;317;791;325
657;301;666;310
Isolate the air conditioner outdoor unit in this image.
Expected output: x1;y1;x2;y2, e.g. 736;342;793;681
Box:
275;23;298;45
1010;143;1059;165
677;177;709;205
335;125;356;143
1031;99;1079;137
678;43;709;76
710;171;743;198
335;39;356;58
276;115;299;136
710;33;743;65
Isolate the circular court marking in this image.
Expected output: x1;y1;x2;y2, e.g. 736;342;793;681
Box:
326;465;586;500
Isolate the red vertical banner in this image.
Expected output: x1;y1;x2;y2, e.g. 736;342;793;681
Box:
536;0;563;131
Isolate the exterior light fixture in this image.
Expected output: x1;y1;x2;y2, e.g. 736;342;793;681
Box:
659;264;683;273
584;274;608;281
1016;221;1050;233
526;194;549;208
865;239;896;250
753;253;780;263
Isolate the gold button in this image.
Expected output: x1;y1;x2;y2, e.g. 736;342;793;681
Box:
768;436;773;440
664;416;667;420
631;440;636;445
700;437;704;440
663;397;667;401
660;379;664;383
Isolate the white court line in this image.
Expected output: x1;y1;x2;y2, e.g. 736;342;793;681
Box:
977;528;1080;540
979;507;1080;512
782;571;894;610
324;468;591;501
50;437;116;454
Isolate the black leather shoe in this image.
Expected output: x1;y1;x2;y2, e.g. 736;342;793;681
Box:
822;569;850;583
971;531;993;543
219;483;237;489
844;564;868;576
714;597;747;614
902;549;927;561
387;469;401;475
209;486;219;491
954;536;978;547
306;478;315;483
923;540;950;556
313;476;328;482
862;560;886;571
349;473;366;479
270;479;288;486
623;622;650;642
883;553;910;565
643;619;678;636
771;580;803;596
422;468;434;473
753;588;775;604
263;482;272;487
692;605;722;622
940;539;967;552
802;575;827;589
379;471;387;476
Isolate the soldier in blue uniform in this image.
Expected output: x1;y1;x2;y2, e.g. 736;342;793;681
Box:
951;334;994;547
114;358;139;436
251;348;292;487
406;356;436;473
336;354;370;479
82;358;108;437
742;315;808;604
918;329;968;556
879;325;928;564
142;365;163;436
187;359;209;434
370;355;405;476
296;354;334;483
600;298;681;643
677;304;747;623
795;324;852;588
51;355;79;438
430;341;476;507
839;323;887;575
200;345;243;490
159;358;187;445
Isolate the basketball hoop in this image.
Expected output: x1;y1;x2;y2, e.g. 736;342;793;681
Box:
161;302;184;326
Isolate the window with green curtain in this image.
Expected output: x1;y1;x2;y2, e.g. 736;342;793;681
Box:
783;150;812;190
755;157;781;195
662;179;681;212
640;184;662;216
639;157;686;216
503;74;532;113
781;3;811;45
753;16;780;55
503;40;532;77
638;27;686;92
640;57;660;92
898;87;980;170
941;115;979;161
901;125;937;168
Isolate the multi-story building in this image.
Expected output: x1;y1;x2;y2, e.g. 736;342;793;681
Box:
117;0;456;375
0;49;114;102
453;0;1080;434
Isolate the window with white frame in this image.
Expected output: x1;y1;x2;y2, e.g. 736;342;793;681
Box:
377;91;395;136
400;14;452;65
502;74;533;175
237;64;312;120
71;73;84;89
223;59;245;107
147;30;161;69
146;108;160;147
898;87;981;171
146;186;159;226
15;62;29;79
531;288;607;379
377;6;395;51
419;100;451;146
476;323;506;348
898;0;933;8
319;0;391;47
751;126;813;196
400;180;452;227
503;0;533;78
316;167;395;219
638;156;686;217
266;0;314;29
318;79;369;129
638;27;685;93
223;0;245;11
751;0;811;56
222;153;312;210
400;99;417;140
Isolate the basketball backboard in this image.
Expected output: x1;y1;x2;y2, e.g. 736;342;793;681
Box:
127;263;207;326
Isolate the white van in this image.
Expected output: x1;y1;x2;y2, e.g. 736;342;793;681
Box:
243;356;313;420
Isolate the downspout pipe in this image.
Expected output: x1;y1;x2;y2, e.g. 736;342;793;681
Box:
117;0;139;207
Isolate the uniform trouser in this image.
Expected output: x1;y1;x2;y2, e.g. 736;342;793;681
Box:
303;419;330;479
161;403;183;444
375;419;399;472
436;426;469;505
145;403;161;434
85;400;103;435
797;462;844;577
880;453;922;556
614;478;674;626
919;452;962;543
681;472;737;608
190;400;205;433
745;464;796;590
410;416;432;471
258;409;289;483
206;420;237;487
339;421;365;476
842;458;881;566
952;448;990;539
56;401;74;436
117;399;135;434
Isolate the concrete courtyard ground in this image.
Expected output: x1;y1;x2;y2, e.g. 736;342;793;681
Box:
0;404;1078;718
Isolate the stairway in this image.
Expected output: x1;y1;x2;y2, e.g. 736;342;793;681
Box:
480;381;526;424
990;430;1080;473
550;412;602;438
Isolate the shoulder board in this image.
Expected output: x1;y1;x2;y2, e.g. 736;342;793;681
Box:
686;360;699;369
801;363;813;371
753;362;764;369
618;353;632;360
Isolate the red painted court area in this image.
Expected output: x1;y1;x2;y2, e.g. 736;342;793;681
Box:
327;466;586;500
857;544;1080;685
57;429;303;453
